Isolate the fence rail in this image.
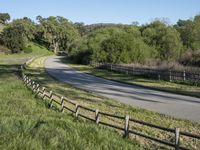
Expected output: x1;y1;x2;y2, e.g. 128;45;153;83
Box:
91;62;200;84
20;63;200;150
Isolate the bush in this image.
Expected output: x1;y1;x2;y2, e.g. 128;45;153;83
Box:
0;45;11;54
99;32;154;63
180;49;200;66
2;26;25;53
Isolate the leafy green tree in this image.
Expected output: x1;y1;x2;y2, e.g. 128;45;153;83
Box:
100;32;153;63
74;22;86;36
159;27;183;60
87;27;125;62
142;21;183;61
0;13;10;24
37;16;80;54
175;15;200;50
175;19;194;49
1;17;36;53
2;26;25;53
192;15;200;50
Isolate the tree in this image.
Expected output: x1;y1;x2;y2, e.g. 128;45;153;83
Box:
142;20;183;61
87;27;125;62
175;19;194;49
159;27;183;60
0;13;10;24
100;33;153;63
74;22;86;36
192;15;200;50
37;16;80;54
2;25;25;53
1;17;36;53
175;15;200;50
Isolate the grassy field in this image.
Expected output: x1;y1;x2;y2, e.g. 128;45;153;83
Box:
0;42;52;64
25;56;200;150
0;55;141;149
69;62;200;98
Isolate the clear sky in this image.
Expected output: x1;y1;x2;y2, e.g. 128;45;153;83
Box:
0;0;200;25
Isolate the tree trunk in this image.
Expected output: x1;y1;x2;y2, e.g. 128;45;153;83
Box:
53;40;59;54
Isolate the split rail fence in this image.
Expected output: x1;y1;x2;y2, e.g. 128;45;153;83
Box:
91;62;200;84
20;64;200;150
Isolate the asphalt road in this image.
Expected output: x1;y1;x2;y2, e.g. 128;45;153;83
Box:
45;56;200;122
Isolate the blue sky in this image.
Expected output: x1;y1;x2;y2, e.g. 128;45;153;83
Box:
0;0;200;25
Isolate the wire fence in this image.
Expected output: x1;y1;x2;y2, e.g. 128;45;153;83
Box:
20;63;200;150
91;62;200;85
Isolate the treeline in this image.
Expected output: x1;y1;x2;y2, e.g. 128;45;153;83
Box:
0;14;79;54
0;13;200;66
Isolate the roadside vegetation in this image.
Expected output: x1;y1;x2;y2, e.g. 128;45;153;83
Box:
25;56;200;149
69;62;200;98
0;56;141;150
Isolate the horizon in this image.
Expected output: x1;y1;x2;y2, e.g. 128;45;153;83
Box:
1;0;200;25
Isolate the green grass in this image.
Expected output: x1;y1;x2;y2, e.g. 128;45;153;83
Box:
0;42;52;65
25;56;200;150
68;61;200;98
0;62;141;149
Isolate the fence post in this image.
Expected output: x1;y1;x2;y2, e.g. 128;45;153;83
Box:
24;76;27;82
132;66;134;75
49;91;53;99
42;87;46;99
48;91;53;108
124;115;130;138
111;64;112;71
35;84;39;94
28;79;31;86
27;78;30;84
183;70;186;81
175;128;180;150
75;104;79;117
25;77;28;84
60;97;64;112
158;74;161;80
25;77;29;84
32;81;35;91
24;76;27;83
95;109;99;124
49;97;53;108
169;70;172;82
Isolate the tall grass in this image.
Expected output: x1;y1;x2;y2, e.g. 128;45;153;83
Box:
0;66;141;150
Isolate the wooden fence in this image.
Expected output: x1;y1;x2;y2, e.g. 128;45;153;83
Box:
20;64;200;150
91;62;200;84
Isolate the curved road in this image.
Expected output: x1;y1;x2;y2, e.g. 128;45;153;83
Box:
45;56;200;122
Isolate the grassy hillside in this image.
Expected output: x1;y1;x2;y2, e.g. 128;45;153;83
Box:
0;62;141;149
0;42;52;64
